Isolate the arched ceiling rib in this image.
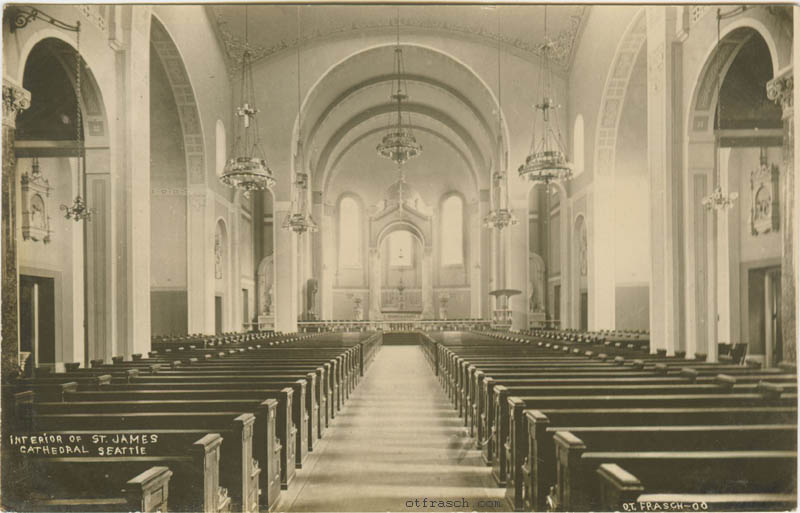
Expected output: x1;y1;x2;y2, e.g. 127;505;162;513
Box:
298;44;500;196
314;102;487;192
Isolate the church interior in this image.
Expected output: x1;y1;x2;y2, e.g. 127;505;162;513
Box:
1;3;798;512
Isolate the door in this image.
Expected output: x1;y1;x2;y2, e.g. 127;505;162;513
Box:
765;269;782;367
242;289;249;330
215;296;223;335
580;291;588;331
553;285;561;326
19;275;55;373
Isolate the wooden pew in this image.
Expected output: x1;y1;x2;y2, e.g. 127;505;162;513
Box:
598;463;796;512
113;376;306;469
551;426;797;512
497;390;797;498
556;446;796;512
26;408;276;511
522;406;798;512
4;465;173;513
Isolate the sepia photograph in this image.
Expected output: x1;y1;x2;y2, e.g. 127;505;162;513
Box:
0;1;798;512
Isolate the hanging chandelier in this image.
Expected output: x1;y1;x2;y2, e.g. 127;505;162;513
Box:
220;6;275;192
518;7;572;184
376;8;422;166
702;8;739;212
483;7;517;231
61;21;93;222
283;6;318;235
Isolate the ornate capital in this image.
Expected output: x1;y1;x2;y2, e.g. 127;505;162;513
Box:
766;69;793;120
3;79;31;129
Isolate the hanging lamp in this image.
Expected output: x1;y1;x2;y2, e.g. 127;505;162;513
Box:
701;8;739;211
220;5;276;192
60;22;93;222
283;6;318;234
483;6;517;230
518;6;572;184
376;7;422;166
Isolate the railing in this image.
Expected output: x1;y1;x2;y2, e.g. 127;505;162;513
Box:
298;319;492;333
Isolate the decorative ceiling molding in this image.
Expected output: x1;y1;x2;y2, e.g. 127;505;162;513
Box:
208;6;587;76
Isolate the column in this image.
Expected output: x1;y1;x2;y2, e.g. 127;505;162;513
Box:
469;199;482;317
187;189;211;333
320;200;334;320
479;189;491;318
368;247;381;320
311;191;323;319
766;68;795;363
274;201;298;332
508;198;529;330
422;246;434;318
646;7;682;355
117;6;152;357
2;78;31;381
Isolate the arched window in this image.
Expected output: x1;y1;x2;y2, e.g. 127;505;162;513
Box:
573;114;584;176
441;195;464;265
389;231;414;267
216;120;226;176
339;196;361;267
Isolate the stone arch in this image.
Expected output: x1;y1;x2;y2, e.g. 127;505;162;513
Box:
16;35;113;367
150;15;206;186
376;220;426;249
301;43;505;195
683;18;785;362
592;9;647;179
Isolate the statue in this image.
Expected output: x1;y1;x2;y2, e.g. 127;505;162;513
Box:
529;253;545;313
257;255;274;315
264;285;273;315
306;278;318;320
214;231;223;279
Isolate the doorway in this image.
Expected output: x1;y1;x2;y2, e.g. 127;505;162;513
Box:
748;265;782;367
215;296;223;335
19;275;56;373
580;291;588;331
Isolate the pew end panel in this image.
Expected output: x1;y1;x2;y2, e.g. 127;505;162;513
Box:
124;465;174;513
596;463;644;512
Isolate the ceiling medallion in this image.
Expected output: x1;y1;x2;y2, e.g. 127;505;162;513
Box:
220;6;276;193
376;9;422;166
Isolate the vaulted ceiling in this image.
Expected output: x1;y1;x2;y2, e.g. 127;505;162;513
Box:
208;4;588;73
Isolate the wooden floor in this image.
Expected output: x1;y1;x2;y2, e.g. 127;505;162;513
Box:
278;345;505;512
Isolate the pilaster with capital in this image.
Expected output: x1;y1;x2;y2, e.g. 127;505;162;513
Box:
2;79;31;382
766;69;795;363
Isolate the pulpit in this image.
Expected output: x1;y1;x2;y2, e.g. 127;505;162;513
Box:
490;289;521;330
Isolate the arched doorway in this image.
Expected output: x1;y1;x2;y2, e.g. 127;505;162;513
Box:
16;36;110;369
685;25;783;363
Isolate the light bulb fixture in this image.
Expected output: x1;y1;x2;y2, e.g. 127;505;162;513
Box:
220;5;276;192
483;7;517;231
376;7;422;166
702;8;741;212
518;6;572;184
283;6;318;235
60;21;94;223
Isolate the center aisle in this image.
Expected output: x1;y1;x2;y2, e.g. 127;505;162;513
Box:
279;345;506;512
